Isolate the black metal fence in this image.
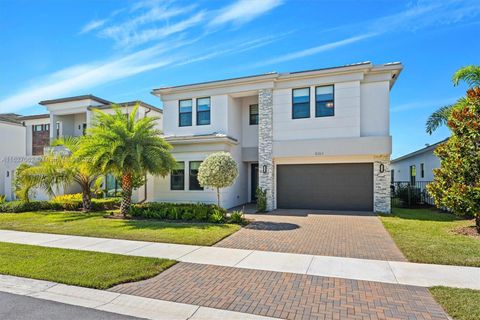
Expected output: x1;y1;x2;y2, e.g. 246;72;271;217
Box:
391;181;435;208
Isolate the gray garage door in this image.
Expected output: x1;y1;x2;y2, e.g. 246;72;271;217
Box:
277;163;373;211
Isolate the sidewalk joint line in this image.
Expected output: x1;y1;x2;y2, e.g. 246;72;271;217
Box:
305;255;315;275
121;242;156;255
186;305;201;319
232;250;255;267
177;246;203;260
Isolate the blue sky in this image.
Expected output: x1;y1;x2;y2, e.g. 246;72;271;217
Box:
0;0;479;158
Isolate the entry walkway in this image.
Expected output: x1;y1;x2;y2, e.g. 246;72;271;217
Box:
0;229;479;290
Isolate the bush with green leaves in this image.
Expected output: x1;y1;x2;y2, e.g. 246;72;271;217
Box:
256;186;267;212
197;152;238;208
228;210;245;224
129;202;227;222
0;197;121;213
427;95;480;232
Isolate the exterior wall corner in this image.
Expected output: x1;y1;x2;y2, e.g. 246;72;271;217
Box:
373;155;391;213
258;88;274;211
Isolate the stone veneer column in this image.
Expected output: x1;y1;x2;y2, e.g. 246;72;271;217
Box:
374;155;391;213
258;89;274;211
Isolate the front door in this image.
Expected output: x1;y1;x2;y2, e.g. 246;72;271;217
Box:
251;163;259;202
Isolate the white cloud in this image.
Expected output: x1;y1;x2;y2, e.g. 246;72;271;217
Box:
391;97;458;113
251;33;377;68
98;3;197;47
210;0;283;27
79;19;107;34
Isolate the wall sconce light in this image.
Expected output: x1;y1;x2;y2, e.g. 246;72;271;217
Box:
6;171;9;178
379;164;385;173
262;165;267;174
78;125;81;130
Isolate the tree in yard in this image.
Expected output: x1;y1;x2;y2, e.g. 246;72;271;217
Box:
427;90;480;232
15;137;102;211
14;163;37;202
197;152;238;208
77;104;176;216
426;65;480;134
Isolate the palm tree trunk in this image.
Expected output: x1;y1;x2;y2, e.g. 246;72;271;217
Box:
120;173;133;217
81;190;92;212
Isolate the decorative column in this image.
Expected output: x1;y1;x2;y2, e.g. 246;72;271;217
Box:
374;155;391;213
258;88;274;211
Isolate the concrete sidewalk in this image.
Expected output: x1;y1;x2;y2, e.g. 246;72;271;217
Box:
0;274;279;320
1;229;479;290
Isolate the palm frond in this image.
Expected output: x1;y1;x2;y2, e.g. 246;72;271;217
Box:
426;105;453;135
452;65;480;88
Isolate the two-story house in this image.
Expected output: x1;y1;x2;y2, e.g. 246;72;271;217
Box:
149;62;402;213
0;95;162;201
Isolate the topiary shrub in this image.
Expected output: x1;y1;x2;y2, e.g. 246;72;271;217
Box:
197;152;238;208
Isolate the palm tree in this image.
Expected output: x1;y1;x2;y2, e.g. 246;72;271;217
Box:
426;65;480;134
77;104;176;216
18;137;101;211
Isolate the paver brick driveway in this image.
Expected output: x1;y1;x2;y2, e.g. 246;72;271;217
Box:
216;210;406;261
112;263;449;320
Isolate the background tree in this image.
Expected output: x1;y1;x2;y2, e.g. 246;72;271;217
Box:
427;92;480;232
15;137;101;211
14;163;37;202
197;152;238;208
426;65;480;134
77;104;176;216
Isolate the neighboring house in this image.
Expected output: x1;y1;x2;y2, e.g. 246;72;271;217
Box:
391;139;446;184
150;61;403;213
0;116;26;199
0;95;162;201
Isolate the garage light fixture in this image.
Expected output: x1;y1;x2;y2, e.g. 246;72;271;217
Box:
379;164;385;173
263;165;267;173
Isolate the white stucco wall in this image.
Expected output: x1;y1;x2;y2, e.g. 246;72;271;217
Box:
241;96;259;148
163;95;228;136
391;149;440;182
360;81;389;136
0;122;26;196
272;81;361;141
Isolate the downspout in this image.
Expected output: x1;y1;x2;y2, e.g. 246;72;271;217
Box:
138;107;151;203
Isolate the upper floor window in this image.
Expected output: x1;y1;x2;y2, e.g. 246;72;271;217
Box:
420;163;425;178
292;88;310;119
249;104;259;125
189;161;203;190
196;97;211;125
33;124;48;132
171;162;185;190
316;85;334;117
179;99;192;127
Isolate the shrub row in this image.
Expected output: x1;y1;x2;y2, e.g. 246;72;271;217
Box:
129;202;229;223
0;198;121;213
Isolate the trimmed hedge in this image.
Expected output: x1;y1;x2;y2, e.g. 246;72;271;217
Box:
0;198;120;213
129;202;228;223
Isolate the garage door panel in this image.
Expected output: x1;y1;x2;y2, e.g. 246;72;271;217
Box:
277;163;373;211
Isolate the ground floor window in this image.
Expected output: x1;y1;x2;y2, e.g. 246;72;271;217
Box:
409;165;416;184
189;161;203;190
171;162;185;190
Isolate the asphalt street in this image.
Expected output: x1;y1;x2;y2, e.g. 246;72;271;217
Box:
0;291;145;320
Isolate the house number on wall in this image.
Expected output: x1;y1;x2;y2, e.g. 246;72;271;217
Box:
314;152;325;156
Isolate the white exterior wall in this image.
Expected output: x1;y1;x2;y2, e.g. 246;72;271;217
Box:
360;81;390;136
391;149;440;182
241;96;259;147
163;95;228;136
0;122;26;196
273;81;361;141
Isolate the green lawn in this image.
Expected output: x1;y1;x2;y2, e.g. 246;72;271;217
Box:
0;241;175;289
380;208;480;267
430;286;480;320
0;211;240;246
